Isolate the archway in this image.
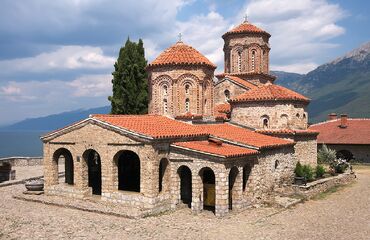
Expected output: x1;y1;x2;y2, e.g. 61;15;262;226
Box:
228;167;239;210
116;150;140;192
200;167;215;211
53;148;74;185
83;149;101;195
159;158;169;193
178;166;192;207
336;150;354;161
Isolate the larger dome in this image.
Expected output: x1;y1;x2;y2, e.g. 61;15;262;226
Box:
148;41;216;69
222;21;271;38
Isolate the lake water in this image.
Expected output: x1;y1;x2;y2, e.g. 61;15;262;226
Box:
0;131;47;157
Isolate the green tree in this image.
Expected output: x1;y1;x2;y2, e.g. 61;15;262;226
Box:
108;38;148;114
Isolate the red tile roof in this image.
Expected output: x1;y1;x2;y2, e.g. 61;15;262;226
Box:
148;41;216;69
215;103;231;113
230;84;310;104
196;123;294;149
223;22;271;38
172;140;258;158
256;129;319;136
92;114;208;139
219;75;258;90
309;119;370;145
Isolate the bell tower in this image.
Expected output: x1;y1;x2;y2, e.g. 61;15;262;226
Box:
222;19;274;85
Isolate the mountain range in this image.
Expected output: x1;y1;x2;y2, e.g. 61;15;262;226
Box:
274;41;370;123
2;41;370;130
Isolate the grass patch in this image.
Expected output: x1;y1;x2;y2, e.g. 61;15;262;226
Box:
312;182;355;200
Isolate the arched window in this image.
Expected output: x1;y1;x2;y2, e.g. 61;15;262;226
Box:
261;116;269;129
274;160;279;170
237;50;242;72
296;113;300;118
185;98;190;112
163;99;168;114
204;99;207;112
251;50;256;71
224;89;230;101
185;84;190;94
303;113;307;119
163;85;168;96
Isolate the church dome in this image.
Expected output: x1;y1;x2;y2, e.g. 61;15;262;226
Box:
148;41;216;69
222;21;271;38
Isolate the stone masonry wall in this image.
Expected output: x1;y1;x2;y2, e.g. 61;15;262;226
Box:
43;122;173;213
148;65;215;117
214;80;248;105
231;102;308;130
322;144;370;163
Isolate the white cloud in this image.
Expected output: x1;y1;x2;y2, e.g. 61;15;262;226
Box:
234;0;346;73
0;46;115;73
68;75;112;97
271;62;319;74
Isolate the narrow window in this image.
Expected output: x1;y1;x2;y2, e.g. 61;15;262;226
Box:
185;84;190;95
251;50;256;71
224;89;230;102
163;85;168;96
296;113;300;118
237;50;242;72
185;98;190;112
163;99;168;114
263;118;269;129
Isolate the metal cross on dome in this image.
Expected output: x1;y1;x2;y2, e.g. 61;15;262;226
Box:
244;14;248;22
178;33;183;42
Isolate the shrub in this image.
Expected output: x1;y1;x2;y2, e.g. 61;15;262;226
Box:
294;162;304;177
315;165;325;178
317;144;337;164
334;160;349;173
302;165;314;182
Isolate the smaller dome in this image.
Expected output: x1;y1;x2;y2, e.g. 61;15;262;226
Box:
223;21;270;38
148;41;216;69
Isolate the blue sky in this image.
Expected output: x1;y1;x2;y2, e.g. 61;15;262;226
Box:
0;0;369;125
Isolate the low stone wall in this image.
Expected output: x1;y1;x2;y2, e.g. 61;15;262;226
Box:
0;157;43;166
292;172;356;199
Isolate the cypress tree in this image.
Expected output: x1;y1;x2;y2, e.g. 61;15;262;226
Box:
108;38;148;114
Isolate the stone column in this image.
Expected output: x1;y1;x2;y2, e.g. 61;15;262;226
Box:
231;167;243;211
170;164;180;209
43;143;58;188
215;169;229;217
191;173;202;214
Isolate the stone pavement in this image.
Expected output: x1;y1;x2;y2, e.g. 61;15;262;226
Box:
0;166;369;240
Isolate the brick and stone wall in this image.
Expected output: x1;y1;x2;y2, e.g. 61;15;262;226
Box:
148;65;215;117
321;144;370;164
0;157;43;166
223;33;270;76
214;80;248;105
230;101;308;130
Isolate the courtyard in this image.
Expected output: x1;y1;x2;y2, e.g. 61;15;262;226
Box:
0;165;369;240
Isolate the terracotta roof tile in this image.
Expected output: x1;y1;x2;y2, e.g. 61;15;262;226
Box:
223;22;271;38
230;84;310;104
172;140;259;158
217;75;258;90
92;114;208;139
196;123;294;149
309;119;370;144
148;41;216;69
256;129;319;136
215;103;231;113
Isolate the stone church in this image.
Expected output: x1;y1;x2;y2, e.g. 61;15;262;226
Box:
41;20;318;217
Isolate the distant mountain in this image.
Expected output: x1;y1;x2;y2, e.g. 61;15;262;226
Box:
274;41;370;122
1;106;110;131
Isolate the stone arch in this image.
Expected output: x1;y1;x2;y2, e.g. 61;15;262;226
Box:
159;158;169;193
177;74;199;114
224;89;230;101
53;148;74;185
280;114;289;128
83;149;102;195
228;166;239;210
153;75;173;114
177;165;192;208
199;167;216;211
336;150;354;161
261;115;270;129
114;150;140;192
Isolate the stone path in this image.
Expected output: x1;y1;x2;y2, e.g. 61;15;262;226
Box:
0;166;369;239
